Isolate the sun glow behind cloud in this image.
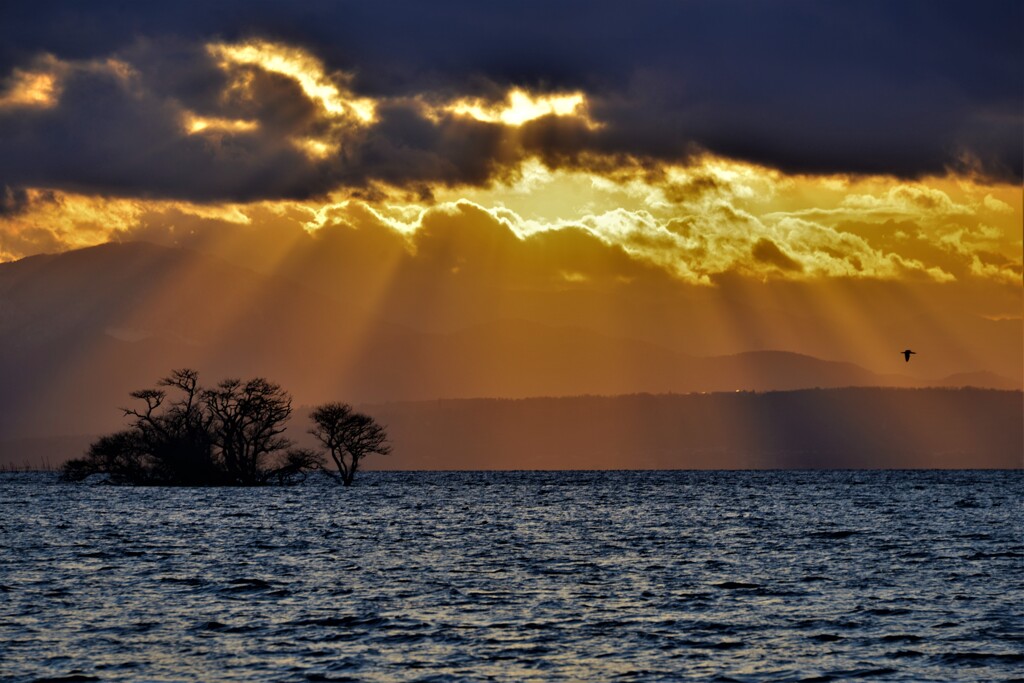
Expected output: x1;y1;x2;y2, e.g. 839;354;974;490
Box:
423;158;1022;285
443;88;595;127
3;155;1019;296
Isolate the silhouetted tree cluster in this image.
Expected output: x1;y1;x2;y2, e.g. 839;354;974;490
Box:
62;369;389;486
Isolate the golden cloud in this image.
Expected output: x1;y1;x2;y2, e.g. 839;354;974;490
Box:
0;68;60;109
0;55;136;111
208;40;377;123
203;39;380;160
2;152;1020;290
0;190;256;262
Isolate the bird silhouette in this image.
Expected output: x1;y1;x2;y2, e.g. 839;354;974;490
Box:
902;349;916;362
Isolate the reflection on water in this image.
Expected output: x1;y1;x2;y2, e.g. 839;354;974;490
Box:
1;470;1021;682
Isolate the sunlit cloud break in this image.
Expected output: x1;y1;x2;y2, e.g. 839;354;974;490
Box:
208;40;377;123
0;68;60;108
0;55;134;110
183;113;259;135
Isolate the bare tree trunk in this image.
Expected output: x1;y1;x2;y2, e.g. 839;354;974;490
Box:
330;448;350;485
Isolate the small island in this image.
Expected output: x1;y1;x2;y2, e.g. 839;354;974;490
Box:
61;369;390;486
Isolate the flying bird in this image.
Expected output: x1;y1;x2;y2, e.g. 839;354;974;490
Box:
901;349;916;362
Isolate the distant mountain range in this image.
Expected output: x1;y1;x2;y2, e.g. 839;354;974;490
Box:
365;388;1022;470
3;388;1020;470
0;242;1020;441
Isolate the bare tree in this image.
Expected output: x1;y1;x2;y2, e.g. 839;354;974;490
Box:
63;368;219;485
62;430;146;483
309;402;391;486
203;377;294;485
150;369;218;483
62;369;317;486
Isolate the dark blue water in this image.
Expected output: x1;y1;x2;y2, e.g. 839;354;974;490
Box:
1;471;1021;682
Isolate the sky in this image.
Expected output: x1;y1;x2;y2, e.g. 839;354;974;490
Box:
0;0;1021;385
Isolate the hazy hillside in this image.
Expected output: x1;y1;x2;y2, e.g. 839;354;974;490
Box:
4;388;1019;471
366;388;1023;470
0;243;1019;441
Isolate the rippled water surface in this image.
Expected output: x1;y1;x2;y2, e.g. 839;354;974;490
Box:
1;471;1022;682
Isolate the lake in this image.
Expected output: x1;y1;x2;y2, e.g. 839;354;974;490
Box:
1;470;1021;682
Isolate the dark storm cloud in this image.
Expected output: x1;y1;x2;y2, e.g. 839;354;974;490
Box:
0;47;340;201
0;0;1020;202
0;185;31;216
0;185;56;217
338;103;518;189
